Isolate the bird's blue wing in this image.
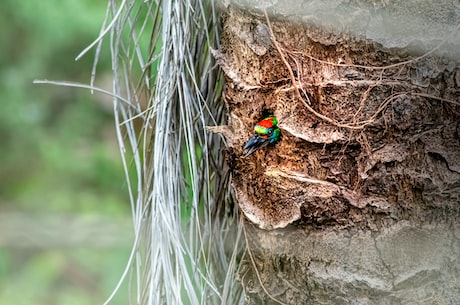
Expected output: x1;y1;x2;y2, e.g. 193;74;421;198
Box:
243;134;270;157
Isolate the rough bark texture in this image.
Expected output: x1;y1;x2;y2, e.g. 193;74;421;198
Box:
240;222;460;305
215;7;460;230
214;4;460;305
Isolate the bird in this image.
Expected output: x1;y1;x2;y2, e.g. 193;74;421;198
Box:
243;115;281;157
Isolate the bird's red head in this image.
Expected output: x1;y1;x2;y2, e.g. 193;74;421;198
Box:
256;116;277;129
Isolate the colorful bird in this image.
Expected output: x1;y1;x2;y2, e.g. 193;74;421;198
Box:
243;115;281;157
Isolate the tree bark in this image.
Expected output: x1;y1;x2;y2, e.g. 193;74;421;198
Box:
215;4;460;304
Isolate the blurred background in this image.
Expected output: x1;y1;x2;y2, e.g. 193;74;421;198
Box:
0;0;133;304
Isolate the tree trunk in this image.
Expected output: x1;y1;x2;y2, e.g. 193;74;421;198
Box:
215;4;460;304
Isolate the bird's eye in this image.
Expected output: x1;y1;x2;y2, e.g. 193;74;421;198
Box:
267;128;273;135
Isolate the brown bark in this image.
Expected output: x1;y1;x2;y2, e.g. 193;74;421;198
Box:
215;7;460;230
214;6;460;304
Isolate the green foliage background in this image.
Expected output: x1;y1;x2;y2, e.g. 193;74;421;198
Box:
0;1;132;304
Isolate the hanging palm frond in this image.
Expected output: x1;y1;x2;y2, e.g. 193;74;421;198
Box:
92;0;244;304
